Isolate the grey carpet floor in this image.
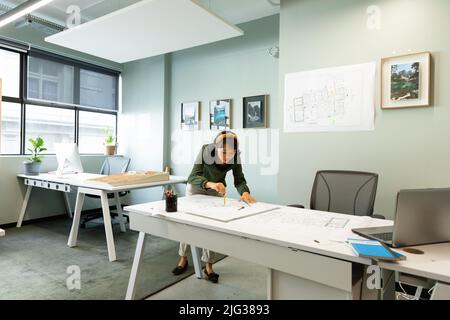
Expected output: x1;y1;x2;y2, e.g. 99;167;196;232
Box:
0;217;219;300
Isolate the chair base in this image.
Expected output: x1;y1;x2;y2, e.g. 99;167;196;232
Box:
80;205;129;229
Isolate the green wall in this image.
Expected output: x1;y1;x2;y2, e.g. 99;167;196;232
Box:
168;15;280;202
120;55;169;204
278;0;450;218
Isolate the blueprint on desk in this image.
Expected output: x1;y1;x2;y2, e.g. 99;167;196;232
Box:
177;195;280;222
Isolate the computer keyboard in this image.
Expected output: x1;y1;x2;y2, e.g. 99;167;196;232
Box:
371;232;393;241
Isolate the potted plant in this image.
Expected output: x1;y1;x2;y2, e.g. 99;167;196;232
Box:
103;127;116;156
24;137;47;176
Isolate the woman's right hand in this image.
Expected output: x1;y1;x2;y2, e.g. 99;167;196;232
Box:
205;182;226;195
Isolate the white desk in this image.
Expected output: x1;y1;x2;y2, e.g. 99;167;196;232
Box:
124;197;394;300
17;173;188;262
378;243;450;299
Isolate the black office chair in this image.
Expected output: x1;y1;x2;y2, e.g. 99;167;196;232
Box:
290;170;385;219
80;156;131;228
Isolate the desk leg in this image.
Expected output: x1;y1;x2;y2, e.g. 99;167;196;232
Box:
101;191;117;262
380;269;396;300
267;268;273;300
431;282;450;300
114;192;126;233
68;192;85;247
126;232;147;300
63;193;73;219
191;246;203;279
17;185;32;228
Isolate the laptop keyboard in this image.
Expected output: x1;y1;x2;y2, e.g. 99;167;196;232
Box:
371;232;393;241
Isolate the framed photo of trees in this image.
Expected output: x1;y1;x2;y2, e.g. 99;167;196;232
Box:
381;52;431;109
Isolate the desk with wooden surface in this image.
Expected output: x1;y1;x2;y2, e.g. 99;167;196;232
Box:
17;173;188;262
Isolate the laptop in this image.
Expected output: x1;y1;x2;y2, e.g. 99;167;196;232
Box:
352;188;450;248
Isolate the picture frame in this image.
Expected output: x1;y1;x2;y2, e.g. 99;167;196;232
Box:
181;101;201;131
243;95;268;129
209;99;232;130
381;51;431;109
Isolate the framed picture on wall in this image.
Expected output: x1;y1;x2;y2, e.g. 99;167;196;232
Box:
181;101;201;130
243;95;268;129
209;99;232;130
381;51;431;109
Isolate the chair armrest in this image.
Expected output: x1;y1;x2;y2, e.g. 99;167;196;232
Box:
372;214;386;220
288;204;305;209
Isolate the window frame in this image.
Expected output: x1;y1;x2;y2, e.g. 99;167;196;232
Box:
78;110;118;155
0;45;120;156
0;47;24;155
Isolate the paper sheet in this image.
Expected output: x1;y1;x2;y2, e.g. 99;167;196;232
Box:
234;209;392;243
177;195;280;222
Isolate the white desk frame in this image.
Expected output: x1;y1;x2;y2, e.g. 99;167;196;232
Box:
17;173;188;262
17;176;75;227
378;243;450;300
124;200;395;300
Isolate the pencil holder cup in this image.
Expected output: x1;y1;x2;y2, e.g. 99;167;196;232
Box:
165;194;178;212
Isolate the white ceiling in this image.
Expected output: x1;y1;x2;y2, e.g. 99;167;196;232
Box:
0;0;279;27
45;0;245;63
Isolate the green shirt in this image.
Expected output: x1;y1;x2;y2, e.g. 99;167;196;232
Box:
187;144;250;195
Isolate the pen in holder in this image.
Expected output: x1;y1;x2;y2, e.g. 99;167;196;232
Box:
164;189;177;212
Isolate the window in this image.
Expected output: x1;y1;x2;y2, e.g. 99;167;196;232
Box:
25;105;75;154
0;45;119;155
80;69;117;110
27;56;74;104
79;111;116;154
0;102;21;154
0;49;21;98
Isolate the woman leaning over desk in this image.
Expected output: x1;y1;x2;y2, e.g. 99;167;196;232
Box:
172;131;256;283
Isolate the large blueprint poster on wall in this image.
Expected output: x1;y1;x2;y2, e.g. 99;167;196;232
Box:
284;62;376;133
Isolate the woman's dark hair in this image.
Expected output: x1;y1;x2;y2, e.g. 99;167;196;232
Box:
214;131;238;151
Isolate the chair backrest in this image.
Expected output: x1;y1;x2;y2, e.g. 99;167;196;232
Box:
100;156;131;175
310;170;378;216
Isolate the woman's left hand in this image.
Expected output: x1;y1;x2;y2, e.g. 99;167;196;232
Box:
239;192;256;204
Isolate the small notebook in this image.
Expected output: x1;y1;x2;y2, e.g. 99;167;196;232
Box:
347;238;406;261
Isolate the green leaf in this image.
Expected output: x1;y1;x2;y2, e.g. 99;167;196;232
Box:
36;137;44;148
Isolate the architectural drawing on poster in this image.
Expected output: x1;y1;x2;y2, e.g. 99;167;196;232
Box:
179;195;280;222
284;62;376;133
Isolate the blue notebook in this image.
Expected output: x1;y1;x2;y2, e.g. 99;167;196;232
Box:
348;239;406;261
